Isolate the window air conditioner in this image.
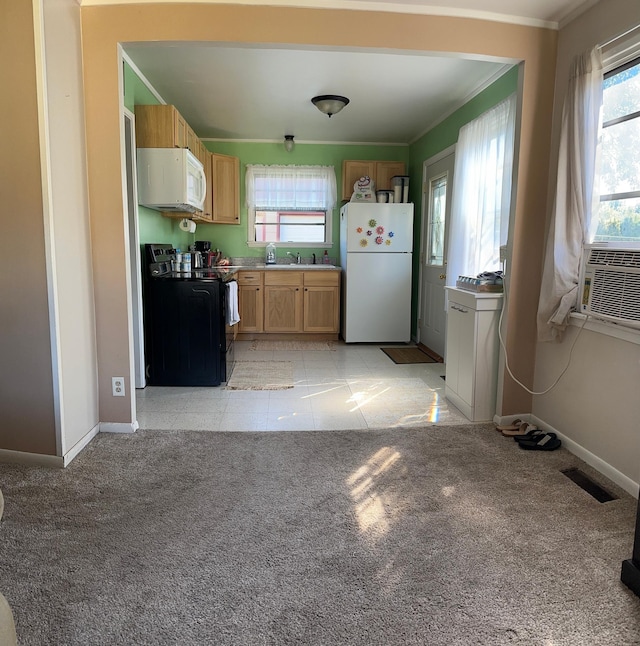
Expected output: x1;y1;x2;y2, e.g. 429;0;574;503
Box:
579;247;640;329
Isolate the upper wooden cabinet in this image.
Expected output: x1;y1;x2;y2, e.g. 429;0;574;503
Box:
341;160;406;201
134;105;187;149
212;153;240;224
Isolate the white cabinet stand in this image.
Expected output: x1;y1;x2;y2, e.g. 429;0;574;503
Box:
444;287;503;422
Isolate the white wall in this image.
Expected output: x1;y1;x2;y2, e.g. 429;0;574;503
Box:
533;0;640;492
42;0;99;455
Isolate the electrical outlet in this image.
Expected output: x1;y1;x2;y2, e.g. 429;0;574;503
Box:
112;377;125;397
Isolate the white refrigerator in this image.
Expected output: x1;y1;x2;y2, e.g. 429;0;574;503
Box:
339;202;414;343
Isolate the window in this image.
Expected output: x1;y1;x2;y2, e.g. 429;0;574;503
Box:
595;56;640;244
446;94;516;284
426;174;447;266
246;165;337;246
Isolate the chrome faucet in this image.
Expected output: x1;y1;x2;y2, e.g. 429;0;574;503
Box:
285;251;302;264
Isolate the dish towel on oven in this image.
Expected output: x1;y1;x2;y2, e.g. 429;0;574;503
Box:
226;281;240;326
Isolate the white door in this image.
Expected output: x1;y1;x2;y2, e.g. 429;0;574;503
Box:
418;148;455;358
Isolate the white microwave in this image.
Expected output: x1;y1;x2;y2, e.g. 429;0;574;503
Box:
136;148;206;213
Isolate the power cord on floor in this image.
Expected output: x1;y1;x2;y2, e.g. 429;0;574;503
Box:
497;266;589;396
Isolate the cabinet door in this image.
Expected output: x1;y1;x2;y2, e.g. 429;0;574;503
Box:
238;285;264;333
375;161;406;192
304;285;339;332
212;153;240;224
445;301;474;407
264;285;303;332
135;105;183;148
341;160;376;201
174;110;187;148
186;127;199;157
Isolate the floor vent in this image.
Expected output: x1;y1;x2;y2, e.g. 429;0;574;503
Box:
561;468;618;503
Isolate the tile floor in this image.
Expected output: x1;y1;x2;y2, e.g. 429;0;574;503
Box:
136;341;469;432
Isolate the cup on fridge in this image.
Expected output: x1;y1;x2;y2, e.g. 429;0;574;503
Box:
391;176;410;203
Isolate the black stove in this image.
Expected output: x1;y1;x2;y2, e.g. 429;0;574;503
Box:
143;244;236;386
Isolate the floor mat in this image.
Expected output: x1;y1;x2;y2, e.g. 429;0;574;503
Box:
381;346;436;364
226;361;294;390
250;340;335;351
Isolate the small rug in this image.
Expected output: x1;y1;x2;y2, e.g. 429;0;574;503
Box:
250;340;335;351
226;361;294;390
381;346;436;364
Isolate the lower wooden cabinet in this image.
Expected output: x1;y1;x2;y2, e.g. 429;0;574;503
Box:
237;269;340;335
237;271;264;333
303;271;340;333
264;271;304;332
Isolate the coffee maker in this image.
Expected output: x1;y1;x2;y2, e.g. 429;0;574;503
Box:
195;241;212;267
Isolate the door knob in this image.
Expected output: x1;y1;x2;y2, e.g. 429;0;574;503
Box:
439;274;446;280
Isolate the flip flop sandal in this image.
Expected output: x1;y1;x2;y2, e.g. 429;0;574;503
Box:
502;421;536;437
495;418;524;432
518;432;561;451
512;427;545;442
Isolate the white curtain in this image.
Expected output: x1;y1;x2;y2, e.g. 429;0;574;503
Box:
446;94;517;286
537;48;603;342
245;165;337;210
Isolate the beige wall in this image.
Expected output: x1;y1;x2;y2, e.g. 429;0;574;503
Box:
80;4;557;423
533;0;640;488
0;0;56;454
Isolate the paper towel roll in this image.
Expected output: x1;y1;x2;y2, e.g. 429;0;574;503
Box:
180;218;197;233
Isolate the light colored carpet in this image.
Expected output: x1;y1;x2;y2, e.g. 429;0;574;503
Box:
0;426;638;645
250;340;335;351
226;360;294;390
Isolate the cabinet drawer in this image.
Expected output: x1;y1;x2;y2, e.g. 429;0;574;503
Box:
303;270;340;286
264;271;303;287
238;271;264;286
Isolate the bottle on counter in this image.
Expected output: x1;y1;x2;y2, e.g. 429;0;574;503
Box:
266;242;276;265
323;250;331;264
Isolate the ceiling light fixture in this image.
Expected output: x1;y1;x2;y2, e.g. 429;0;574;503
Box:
311;95;350;118
284;134;295;153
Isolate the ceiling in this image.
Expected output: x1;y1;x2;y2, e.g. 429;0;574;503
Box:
122;0;596;146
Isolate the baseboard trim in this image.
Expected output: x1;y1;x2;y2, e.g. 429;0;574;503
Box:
530;415;639;499
100;421;139;434
63;424;100;467
0;448;63;468
492;413;639;498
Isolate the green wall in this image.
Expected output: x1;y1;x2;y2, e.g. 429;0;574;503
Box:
201;141;409;259
126;58;518;336
407;65;519;335
408;65;519;187
125;61;206;251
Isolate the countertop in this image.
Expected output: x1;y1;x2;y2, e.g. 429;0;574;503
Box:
229;263;339;270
